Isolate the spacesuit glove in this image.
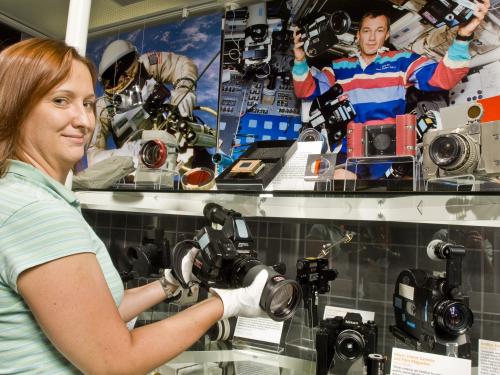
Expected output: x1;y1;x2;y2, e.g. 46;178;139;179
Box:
210;269;268;319
172;88;196;118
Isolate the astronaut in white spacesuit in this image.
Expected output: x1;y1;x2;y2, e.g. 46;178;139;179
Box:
86;39;199;166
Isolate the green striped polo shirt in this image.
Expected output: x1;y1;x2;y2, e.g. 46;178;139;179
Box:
0;160;124;374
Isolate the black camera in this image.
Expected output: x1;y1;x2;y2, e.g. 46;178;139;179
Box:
172;203;302;321
110;227;170;283
419;0;476;28
316;312;378;375
298;11;351;58
296;257;338;327
308;83;356;145
391;240;473;359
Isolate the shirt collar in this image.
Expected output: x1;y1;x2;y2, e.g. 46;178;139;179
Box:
352;46;390;69
5;160;80;207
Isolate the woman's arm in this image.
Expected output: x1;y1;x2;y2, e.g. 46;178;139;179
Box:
117;280;174;323
18;252;223;375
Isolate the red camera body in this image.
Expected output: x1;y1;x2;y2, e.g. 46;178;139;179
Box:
346;114;416;158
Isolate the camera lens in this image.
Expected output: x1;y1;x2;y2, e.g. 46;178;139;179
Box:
434;300;473;336
372;133;392;151
235;260;302;321
428;133;478;173
140;139;167;169
335;330;365;361
329;11;351;35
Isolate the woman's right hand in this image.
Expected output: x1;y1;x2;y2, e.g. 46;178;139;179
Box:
293;27;306;62
210;269;269;319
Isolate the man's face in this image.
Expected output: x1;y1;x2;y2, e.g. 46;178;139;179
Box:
357;15;389;57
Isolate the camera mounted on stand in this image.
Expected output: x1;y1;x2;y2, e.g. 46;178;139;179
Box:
171;203;302;321
296;231;354;327
422;102;500;181
391;239;473;359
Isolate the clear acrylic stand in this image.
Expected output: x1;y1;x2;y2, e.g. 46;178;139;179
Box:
343;155;419;191
231;336;284;354
425;174;477;192
283;307;317;362
229;316;286;354
134;168;179;190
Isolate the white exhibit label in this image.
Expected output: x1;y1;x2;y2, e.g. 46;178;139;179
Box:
234;316;284;344
390;348;471;375
479;339;500;375
323;305;375;322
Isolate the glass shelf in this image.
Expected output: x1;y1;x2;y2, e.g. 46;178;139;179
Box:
75;190;500;227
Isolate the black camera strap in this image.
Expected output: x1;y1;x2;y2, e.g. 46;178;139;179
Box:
171;239;199;289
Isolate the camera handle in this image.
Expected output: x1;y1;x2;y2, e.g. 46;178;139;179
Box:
427;240;465;292
445;246;465;292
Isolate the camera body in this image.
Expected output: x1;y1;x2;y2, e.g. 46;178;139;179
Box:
392;268;473;358
175;203;301;321
298;11;351;58
346;114;416;158
296;257;338;295
243;3;272;69
308;83;356;144
316;313;378;375
419;0;476;28
422;120;500;180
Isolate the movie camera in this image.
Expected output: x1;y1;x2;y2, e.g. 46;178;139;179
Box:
391;239;473;358
171;203;302;321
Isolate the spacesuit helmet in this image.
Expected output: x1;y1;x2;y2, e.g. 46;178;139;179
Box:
99;39;139;95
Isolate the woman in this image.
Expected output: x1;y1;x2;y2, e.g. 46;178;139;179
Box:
0;38;267;375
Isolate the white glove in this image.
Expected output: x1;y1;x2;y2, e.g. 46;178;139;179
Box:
210;269;268;319
163;246;200;287
171;89;196;118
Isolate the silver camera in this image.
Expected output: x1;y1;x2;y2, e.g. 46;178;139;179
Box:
422;105;500;179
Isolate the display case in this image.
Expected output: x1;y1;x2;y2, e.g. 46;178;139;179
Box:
78;190;500;374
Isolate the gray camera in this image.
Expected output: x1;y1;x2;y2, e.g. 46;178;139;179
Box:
422;114;500;180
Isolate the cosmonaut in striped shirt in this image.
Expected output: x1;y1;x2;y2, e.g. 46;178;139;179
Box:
292;3;490;179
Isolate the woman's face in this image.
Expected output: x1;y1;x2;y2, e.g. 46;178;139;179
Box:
20;60;96;178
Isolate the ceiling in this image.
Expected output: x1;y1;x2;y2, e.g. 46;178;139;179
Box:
0;0;262;39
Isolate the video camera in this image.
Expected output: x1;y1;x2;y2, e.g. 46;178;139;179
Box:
297;10;352;58
422;103;500;180
316;312;378;375
391;239;473;358
419;0;477;28
172;203;302;321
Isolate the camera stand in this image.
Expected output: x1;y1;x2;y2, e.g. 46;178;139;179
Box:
283;306;317;362
425;174;479;192
343;155;419;191
134;167;179;190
